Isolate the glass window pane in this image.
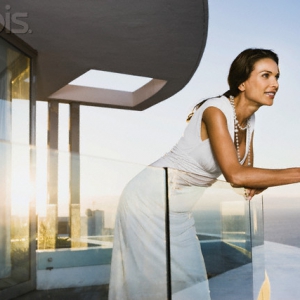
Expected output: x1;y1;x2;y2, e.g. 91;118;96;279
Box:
0;37;31;292
0;142;31;290
0;38;30;144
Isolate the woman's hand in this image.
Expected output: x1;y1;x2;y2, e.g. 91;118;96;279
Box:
244;187;267;200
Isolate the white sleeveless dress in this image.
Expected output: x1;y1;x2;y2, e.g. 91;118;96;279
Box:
108;96;255;300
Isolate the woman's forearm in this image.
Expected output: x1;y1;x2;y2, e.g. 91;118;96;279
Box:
226;166;300;189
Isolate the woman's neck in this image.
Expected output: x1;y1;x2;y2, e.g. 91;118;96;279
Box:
233;94;258;125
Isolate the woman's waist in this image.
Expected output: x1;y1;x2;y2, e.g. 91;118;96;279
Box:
151;152;219;185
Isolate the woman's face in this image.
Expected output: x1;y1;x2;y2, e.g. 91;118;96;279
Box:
239;58;280;106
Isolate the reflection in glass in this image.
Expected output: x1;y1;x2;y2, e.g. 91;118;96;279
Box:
0;142;31;290
0;39;30;142
0;37;31;291
221;201;251;264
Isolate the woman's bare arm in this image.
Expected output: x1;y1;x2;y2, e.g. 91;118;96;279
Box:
203;107;300;189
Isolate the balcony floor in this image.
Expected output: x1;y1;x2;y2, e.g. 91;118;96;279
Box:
13;285;109;300
209;241;300;300
13;241;300;300
264;241;300;300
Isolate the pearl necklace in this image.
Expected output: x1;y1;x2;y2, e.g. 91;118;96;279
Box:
229;96;251;166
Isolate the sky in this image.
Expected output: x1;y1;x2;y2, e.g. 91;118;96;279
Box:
36;0;300;197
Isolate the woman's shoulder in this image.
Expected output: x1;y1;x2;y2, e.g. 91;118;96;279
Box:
203;95;229;106
195;95;231;116
186;95;232;123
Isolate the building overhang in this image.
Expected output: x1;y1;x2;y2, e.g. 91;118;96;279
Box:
0;1;208;110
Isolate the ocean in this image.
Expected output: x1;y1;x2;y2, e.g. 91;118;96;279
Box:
191;195;300;249
263;196;300;248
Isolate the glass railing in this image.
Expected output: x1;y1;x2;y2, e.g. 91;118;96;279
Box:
167;169;264;300
1;141;264;300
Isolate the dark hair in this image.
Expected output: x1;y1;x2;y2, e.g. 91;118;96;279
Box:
187;48;279;122
224;48;279;97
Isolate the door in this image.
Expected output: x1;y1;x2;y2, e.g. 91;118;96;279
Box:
0;36;36;300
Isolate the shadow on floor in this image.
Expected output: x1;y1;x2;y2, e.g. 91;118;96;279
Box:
13;285;109;300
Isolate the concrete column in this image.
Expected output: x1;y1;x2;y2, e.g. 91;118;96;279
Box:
69;103;80;154
47;101;59;150
39;101;59;249
69;103;82;248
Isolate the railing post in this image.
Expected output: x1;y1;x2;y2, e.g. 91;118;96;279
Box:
164;168;172;300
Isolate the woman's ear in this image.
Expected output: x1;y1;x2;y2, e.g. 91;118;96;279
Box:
238;82;245;92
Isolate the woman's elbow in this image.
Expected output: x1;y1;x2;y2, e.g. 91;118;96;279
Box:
224;170;245;187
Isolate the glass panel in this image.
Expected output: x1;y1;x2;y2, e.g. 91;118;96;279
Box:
0;38;30;143
12;64;30;144
35;148;168;299
168;169;264;300
0;142;31;290
167;169;212;299
0;36;31;294
0;39;12;141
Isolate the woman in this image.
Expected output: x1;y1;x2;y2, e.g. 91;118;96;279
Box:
109;48;300;300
